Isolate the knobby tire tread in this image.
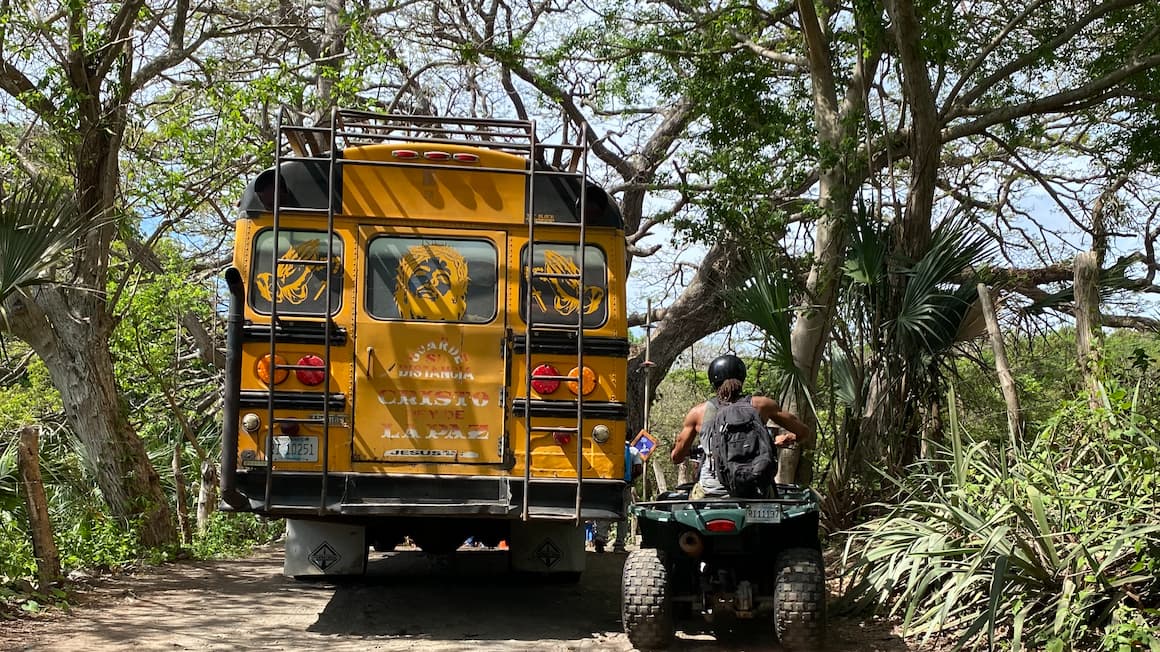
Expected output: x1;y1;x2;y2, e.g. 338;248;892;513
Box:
621;548;674;650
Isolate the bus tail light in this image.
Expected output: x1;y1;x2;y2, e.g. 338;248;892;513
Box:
531;364;561;394
295;355;326;386
566;366;597;396
424;151;451;161
553;431;573;447
452;153;479;163
257;354;288;385
392;149;420;159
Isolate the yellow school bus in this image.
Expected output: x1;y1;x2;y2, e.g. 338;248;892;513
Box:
220;109;627;577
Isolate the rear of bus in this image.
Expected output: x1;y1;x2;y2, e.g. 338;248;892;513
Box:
220;111;628;575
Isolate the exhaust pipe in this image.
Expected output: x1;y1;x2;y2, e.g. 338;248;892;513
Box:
678;530;704;558
219;267;247;510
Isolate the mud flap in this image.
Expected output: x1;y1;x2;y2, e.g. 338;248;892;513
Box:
509;521;586;575
284;519;367;577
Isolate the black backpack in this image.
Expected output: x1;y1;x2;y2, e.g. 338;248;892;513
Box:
706;396;776;498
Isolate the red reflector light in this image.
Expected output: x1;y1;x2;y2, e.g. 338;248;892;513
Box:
706;519;737;533
531;364;561;394
279;421;300;436
452;152;480;163
553;432;573;446
424;151;451;161
392;149;419;159
295;355;326;386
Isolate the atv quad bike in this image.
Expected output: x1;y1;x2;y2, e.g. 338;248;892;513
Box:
621;482;826;650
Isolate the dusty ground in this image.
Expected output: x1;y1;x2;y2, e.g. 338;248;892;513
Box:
3;546;915;651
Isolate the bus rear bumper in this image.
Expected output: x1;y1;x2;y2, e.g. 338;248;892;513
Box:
224;470;627;521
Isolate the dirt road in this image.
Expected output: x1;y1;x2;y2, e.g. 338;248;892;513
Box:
5;547;913;651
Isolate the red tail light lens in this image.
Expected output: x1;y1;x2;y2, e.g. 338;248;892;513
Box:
295;355;326;386
531;364;561;394
424;151;451;161
452;152;480;163
553;431;573;446
706;519;737;533
392;149;419;159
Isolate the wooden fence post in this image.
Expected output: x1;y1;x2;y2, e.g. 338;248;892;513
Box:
977;284;1022;447
17;425;61;592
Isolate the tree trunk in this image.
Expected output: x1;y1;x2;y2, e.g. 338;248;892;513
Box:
649;457;668;494
1074;251;1103;408
7;290;175;547
173;443;192;545
18;426;61;592
978;284;1022;446
197;461;219;533
625;242;745;438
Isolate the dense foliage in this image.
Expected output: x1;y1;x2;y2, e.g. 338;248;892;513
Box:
840;384;1160;650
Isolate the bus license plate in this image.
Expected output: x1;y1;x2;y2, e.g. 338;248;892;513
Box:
745;504;781;524
273;436;318;462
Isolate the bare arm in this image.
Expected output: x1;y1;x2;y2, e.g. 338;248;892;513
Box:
752;396;811;446
670;403;704;464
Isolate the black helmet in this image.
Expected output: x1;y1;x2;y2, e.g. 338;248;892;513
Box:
708;354;746;389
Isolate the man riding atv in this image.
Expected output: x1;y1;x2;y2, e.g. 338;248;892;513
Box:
621;354;826;650
670;354;811;499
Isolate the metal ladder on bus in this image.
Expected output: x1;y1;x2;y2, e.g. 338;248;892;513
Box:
521;123;591;524
261;107;343;515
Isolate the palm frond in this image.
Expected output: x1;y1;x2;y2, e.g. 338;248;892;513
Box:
893;218;996;355
0;176;89;305
727;246;804;402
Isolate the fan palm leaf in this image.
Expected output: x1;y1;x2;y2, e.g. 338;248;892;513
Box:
893;217;996;356
0;176;89;309
727;247;804;402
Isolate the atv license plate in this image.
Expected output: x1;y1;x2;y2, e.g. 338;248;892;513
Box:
745;504;782;523
273;436;318;462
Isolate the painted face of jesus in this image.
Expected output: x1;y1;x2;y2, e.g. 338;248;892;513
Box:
394;244;469;321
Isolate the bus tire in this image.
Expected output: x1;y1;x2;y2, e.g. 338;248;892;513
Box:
622;548;673;650
773;547;826;650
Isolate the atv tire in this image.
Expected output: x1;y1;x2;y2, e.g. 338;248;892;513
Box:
773;547;826;650
622;548;674;650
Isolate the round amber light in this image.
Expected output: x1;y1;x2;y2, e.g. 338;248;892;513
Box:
566;366;597;396
256;354;288;385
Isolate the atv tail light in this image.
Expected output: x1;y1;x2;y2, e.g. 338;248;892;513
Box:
706;519;737;533
566;366;597;396
295;354;326;386
531;363;561;394
257;354;288;385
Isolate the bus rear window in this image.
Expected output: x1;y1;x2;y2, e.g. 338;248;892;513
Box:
249;229;343;316
366;236;499;323
520;243;608;328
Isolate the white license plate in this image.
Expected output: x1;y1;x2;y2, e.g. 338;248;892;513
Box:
745;504;781;524
273;436;318;462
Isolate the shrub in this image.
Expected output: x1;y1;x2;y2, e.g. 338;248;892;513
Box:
192;512;284;559
840;388;1160;650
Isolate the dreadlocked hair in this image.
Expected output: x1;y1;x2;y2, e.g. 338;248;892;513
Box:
716;378;743;403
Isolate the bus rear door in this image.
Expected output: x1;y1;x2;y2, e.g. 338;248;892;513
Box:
352;226;508;467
